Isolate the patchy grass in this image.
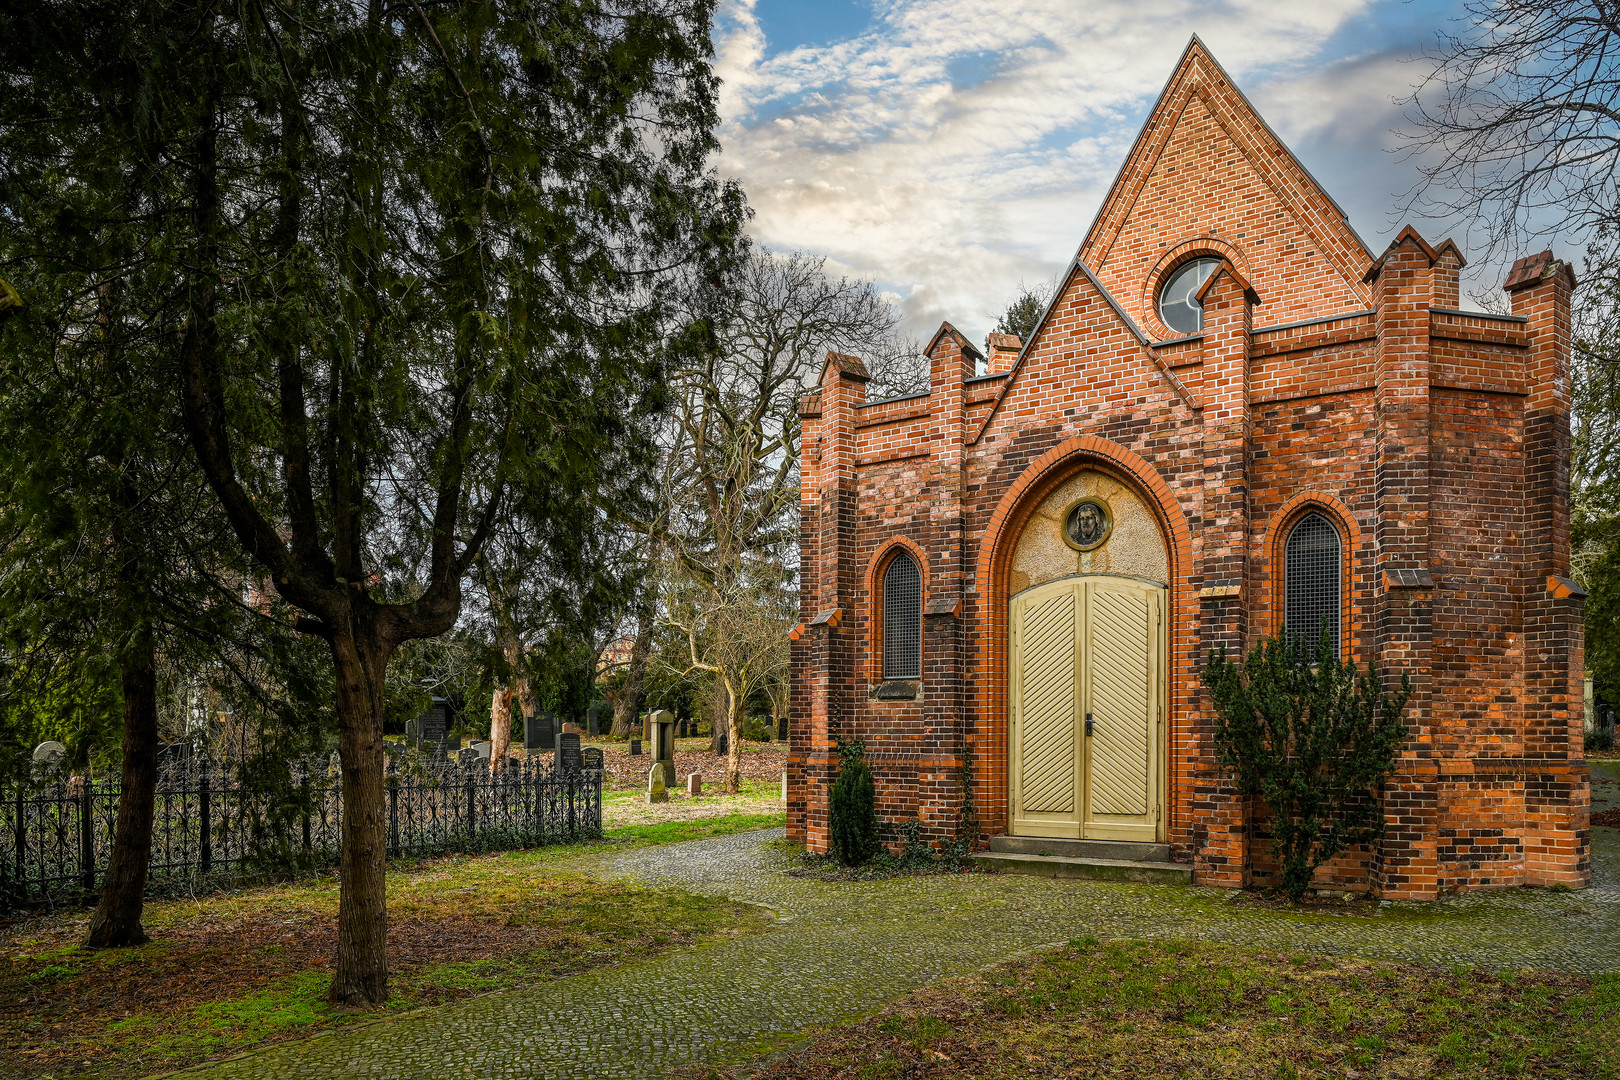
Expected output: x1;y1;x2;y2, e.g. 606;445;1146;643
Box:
682;938;1620;1080
0;814;779;1080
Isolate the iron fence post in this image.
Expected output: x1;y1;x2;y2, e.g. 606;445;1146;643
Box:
14;782;24;902
199;758;212;876
388;780;399;857
79;781;94;895
465;766;476;848
301;775;311;856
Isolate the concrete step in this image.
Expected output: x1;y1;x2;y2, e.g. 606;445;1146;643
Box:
970;850;1193;885
988;835;1171;862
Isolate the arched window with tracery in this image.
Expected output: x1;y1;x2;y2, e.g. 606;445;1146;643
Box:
882;552;922;680
1284;512;1341;655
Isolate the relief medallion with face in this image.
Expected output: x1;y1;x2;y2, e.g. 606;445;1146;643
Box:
1063;497;1113;552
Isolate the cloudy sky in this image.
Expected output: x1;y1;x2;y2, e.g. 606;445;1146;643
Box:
712;0;1481;344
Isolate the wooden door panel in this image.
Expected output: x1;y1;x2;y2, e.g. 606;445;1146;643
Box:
1086;587;1152;818
1015;588;1079;815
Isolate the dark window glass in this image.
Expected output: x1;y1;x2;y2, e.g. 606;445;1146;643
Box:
1285;513;1341;655
1157;257;1220;335
883;553;922;680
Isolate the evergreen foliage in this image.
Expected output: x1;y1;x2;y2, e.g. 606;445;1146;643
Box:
829;739;879;866
992;279;1055;345
0;0;741;1002
1201;631;1412;902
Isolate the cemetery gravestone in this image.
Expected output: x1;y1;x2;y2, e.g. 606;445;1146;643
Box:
687;772;702;797
524;710;556;752
414;697;449;746
555;732;582;775
581;746;604;773
628;738;642;756
647;763;668;804
586;705;608;736
645;710;677;788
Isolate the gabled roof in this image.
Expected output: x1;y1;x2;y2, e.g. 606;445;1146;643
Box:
1077;36;1374;306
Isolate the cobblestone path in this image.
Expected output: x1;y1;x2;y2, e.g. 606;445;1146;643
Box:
169;762;1620;1080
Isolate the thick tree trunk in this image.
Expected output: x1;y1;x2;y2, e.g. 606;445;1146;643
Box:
327;629;392;1006
85;640;159;949
610;609;652;737
489;686;512;769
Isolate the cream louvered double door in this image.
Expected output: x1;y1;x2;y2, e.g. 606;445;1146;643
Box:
1009;576;1165;841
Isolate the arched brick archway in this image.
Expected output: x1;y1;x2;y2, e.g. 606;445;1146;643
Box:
970;435;1195;845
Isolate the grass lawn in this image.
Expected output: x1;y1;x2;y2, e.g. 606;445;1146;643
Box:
1;812;782;1080
692;938;1619;1080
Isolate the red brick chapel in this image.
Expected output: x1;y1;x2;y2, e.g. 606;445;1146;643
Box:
786;37;1591;897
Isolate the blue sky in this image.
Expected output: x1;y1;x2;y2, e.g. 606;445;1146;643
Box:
715;0;1498;344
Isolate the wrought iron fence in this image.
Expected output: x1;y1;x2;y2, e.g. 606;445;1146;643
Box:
0;748;601;911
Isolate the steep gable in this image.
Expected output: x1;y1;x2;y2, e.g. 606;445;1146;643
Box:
1078;37;1373;336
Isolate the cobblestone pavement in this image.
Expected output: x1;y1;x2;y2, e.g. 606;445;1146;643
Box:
169;762;1620;1079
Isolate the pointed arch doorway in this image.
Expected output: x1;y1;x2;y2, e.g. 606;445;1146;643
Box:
1010;574;1166;841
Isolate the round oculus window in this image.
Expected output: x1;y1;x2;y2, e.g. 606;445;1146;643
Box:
1157;257;1220;336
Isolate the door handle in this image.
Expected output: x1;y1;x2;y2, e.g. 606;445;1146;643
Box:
1085;712;1094;737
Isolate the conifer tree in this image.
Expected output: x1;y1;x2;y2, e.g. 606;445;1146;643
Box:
1;0;741;1003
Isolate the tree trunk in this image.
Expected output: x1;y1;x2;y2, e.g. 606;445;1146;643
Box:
489;686;513;770
725;678;743;794
85;639;159;949
327;627;392;1007
710;680;730;757
610;609;652;737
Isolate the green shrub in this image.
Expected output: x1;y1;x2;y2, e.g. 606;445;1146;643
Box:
1201;630;1412;903
829;739;879;866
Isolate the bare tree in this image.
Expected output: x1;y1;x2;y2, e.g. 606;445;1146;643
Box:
648;245;923;758
665;571;793;791
1404;0;1620;260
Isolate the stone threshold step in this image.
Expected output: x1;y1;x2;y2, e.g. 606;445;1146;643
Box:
970;850;1193;885
989;835;1170;862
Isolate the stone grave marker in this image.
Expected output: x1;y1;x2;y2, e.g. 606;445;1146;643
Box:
524;710;554;752
554;731;582;775
647;763;668;804
586;705;608;736
687;772;702;797
645;710;678;788
628;738;642;756
581;746;604;773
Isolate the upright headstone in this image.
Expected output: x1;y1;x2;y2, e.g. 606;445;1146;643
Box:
647;763;668;803
416;697;449;746
687;772;702;797
470;741;492;762
586;705;608;736
404;715;424;746
777;716;789;742
525;711;555;752
581;746;604;773
628;738;642;756
555;731;582;775
645;710;677;789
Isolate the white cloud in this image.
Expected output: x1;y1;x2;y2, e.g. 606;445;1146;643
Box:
713;0;1429;344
